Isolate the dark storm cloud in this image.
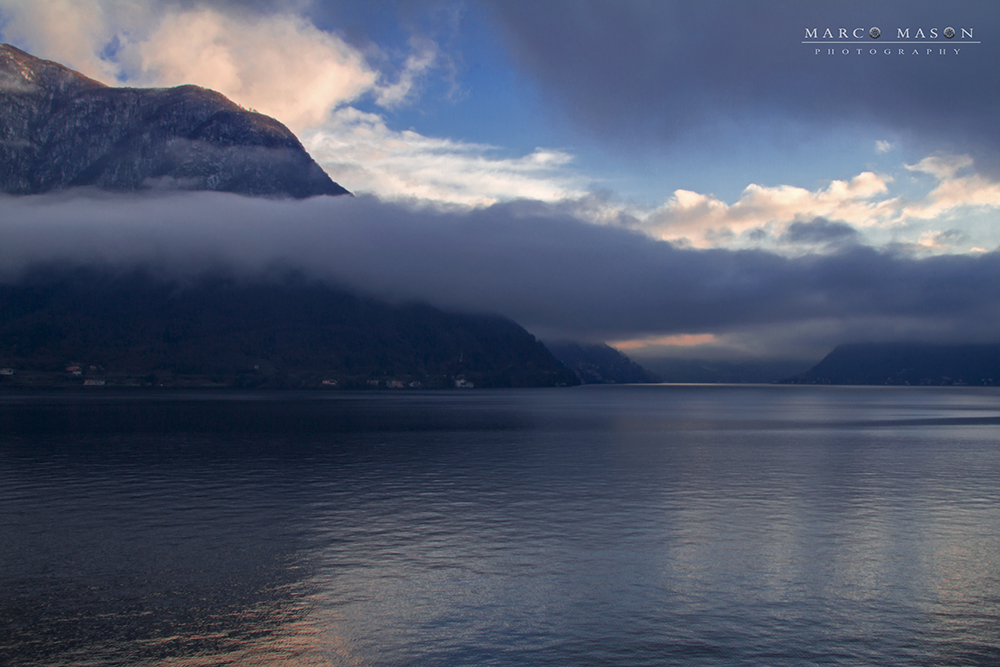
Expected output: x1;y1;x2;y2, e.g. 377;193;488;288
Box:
3;192;1000;354
481;1;1000;161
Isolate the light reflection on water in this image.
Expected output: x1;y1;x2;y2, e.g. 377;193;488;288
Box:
2;385;1000;665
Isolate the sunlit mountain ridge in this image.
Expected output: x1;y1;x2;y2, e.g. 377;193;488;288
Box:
0;44;347;198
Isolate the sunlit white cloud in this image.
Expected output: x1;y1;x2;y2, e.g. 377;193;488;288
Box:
906;154;973;180
131;9;378;132
900;155;1000;221
303;107;585;205
640;171;896;248
876;140;894;154
916;229;968;251
606;155;1000;255
373;36;439;109
0;0;124;82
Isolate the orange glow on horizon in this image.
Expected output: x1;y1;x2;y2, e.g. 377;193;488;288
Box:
610;333;717;350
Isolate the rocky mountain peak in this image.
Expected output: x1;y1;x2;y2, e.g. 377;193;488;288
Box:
0;44;105;94
0;43;348;198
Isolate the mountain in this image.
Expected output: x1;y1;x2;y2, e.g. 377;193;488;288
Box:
0;267;579;389
0;43;347;198
785;343;1000;385
545;341;659;384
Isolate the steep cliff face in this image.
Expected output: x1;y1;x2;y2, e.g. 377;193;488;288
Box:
0;44;348;198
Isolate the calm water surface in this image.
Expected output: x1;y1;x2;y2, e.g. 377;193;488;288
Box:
2;385;1000;666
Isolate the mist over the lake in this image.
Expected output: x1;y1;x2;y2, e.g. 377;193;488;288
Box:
3;189;1000;359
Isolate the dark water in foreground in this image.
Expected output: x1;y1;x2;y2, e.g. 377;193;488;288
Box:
2;385;1000;666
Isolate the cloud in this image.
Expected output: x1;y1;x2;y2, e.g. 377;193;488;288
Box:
642;171;895;247
3;191;1000;360
302;107;585;204
600;155;1000;254
915;229;969;251
483;1;1000;166
901;154;1000;220
0;0;123;82
373;35;439;108
131;8;378;131
906;155;974;180
876;140;894;154
782;218;859;247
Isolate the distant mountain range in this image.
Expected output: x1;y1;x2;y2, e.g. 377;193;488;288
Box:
786;343;1000;385
545;341;659;384
0;43;347;198
0;268;578;388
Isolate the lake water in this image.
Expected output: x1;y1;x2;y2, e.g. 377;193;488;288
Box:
2;385;1000;666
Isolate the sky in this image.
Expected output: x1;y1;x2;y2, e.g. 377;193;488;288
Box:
1;0;999;362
